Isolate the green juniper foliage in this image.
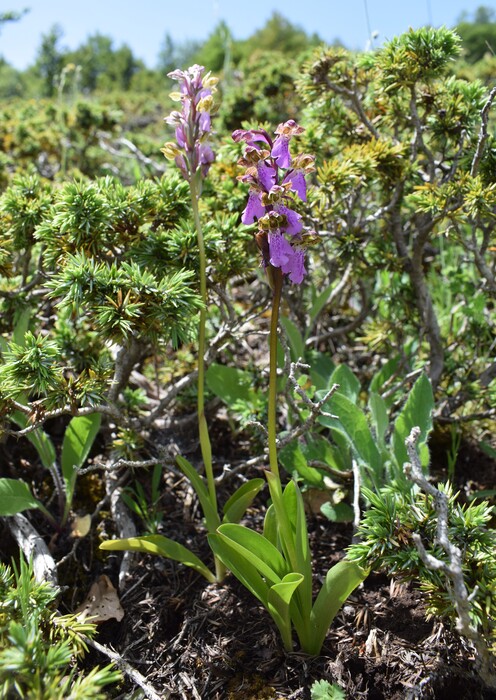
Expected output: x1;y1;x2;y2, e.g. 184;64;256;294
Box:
0;558;120;698
348;484;496;655
296;26;495;405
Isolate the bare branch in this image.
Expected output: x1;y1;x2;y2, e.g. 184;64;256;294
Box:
471;86;496;177
404;427;496;688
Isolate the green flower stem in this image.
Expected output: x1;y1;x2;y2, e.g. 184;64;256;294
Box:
189;177;225;583
268;268;283;481
189;178;215;507
267;267;296;569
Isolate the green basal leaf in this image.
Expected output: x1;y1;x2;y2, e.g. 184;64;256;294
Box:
265;471;297;568
263;503;278;547
215;523;288;583
280;315;305;362
0;478;44;516
222;478;265;524
12;308;32;347
368;391;389;447
290;481;313;642
282;479;298;535
61;413;101;501
176;455;221;532
309;560;368;655
205;363;254;405
328;364;361;402
392;373;433;472
208;532;270;605
99;535;216;583
318;392;382;484
267;573;304;651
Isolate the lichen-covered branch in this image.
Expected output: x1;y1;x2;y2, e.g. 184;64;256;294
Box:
404;427;496;689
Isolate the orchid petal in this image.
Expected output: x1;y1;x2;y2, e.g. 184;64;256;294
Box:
242;192;265;225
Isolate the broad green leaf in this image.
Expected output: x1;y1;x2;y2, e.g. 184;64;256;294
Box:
265;471;297;567
320;502;355;522
269;573;304;606
208;532;270;605
392;374;433;472
307;350;335;391
12;308;32;347
282;480;298;535
368;391;389;446
290;482;313;641
205;364;254;405
294;483;311;581
176;455;220;532
267;573;304;651
222;478;264;524
280;315;305;361
370;356;401;403
302;435;338;464
308;560;367;655
328;365;360;402
263;504;278;547
99;535;216;583
61;414;101;500
0;478;44;516
300;435;350;475
215;523;288;583
279;441;324;488
318;392;382;480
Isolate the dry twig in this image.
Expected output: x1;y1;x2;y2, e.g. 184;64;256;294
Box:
404;426;496;689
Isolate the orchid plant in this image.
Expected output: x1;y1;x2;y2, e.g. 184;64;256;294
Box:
208;122;367;654
100;65;263;583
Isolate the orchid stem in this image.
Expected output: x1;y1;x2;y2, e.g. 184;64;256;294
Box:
189;178;216;508
190;177;225;583
268;269;283;481
267;267;297;568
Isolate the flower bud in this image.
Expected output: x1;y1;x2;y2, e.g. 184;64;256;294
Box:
161;142;181;159
197;95;214;113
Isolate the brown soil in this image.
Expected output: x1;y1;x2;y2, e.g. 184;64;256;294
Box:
1;419;496;699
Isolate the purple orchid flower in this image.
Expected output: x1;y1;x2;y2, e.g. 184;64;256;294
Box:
162;65;218;182
234;121;315;285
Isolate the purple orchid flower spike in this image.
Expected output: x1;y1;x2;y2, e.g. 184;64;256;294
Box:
234;120;315;286
162;64;218;183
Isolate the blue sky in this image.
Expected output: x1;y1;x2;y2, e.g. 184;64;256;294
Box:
0;0;494;70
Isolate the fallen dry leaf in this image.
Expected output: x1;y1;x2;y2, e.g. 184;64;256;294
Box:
75;574;124;623
70;513;91;538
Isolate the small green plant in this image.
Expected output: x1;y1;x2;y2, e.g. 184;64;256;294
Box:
205;362;266;429
311;679;346;700
280;360;434;497
0;411;101;530
121;462;164;535
0;558;121;698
